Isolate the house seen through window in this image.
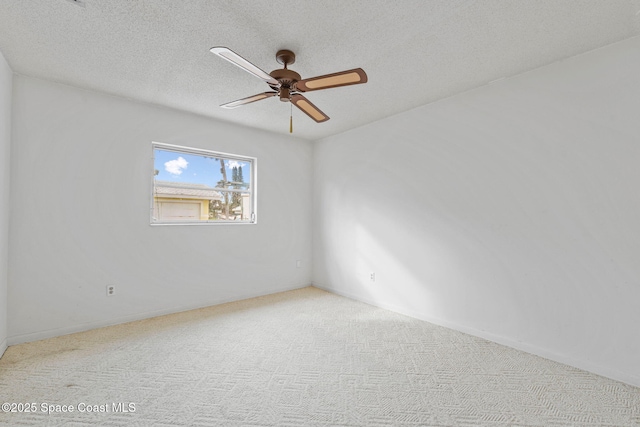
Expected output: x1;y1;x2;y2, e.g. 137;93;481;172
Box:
151;142;256;224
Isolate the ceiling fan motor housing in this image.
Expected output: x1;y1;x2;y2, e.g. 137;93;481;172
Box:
271;49;300;102
270;68;301;102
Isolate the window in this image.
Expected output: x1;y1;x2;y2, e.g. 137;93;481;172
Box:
151;142;256;225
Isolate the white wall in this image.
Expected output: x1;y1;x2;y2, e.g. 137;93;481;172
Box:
8;76;312;344
313;36;640;387
0;51;12;356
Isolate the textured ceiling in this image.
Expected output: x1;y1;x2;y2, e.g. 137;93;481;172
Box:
1;1;639;141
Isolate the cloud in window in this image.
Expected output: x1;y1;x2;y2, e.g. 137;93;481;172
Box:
226;160;246;169
165;157;188;175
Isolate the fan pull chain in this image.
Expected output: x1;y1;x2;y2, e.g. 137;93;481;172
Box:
289;102;293;133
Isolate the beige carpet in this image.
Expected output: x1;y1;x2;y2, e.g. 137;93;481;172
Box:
1;287;638;426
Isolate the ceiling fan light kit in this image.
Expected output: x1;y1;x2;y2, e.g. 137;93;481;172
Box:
210;46;367;131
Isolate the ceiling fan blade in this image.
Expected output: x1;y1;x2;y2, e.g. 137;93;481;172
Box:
210;47;280;87
291;94;329;123
221;92;277;109
296;68;367;92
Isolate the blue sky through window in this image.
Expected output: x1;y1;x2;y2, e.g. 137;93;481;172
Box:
154;149;250;189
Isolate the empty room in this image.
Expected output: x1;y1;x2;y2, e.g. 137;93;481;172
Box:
1;1;639;425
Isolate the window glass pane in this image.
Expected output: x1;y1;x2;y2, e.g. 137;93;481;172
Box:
210;191;251;221
213;159;251;191
152;144;255;224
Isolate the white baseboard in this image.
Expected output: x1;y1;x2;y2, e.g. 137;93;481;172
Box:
8;283;310;346
312;283;640;389
0;338;6;359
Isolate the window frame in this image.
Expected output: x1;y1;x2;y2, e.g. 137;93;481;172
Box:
150;142;257;226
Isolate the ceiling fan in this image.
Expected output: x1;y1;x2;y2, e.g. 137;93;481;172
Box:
210;47;367;126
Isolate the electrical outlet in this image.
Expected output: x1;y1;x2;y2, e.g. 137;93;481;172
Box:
296;259;301;268
106;285;115;297
370;272;376;282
